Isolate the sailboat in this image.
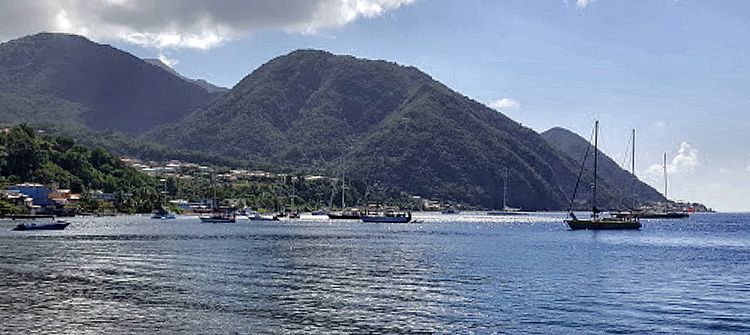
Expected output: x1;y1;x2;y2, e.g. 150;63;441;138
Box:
327;173;361;220
199;173;236;223
565;121;641;230
635;153;690;219
488;167;525;216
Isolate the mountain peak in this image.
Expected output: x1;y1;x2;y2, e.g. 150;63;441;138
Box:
0;32;213;134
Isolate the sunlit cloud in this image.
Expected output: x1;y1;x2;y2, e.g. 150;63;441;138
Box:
0;0;415;50
488;98;521;112
645;141;699;177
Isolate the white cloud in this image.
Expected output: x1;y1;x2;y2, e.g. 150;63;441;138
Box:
488;98;521;112
0;0;414;50
653;120;666;129
158;51;178;68
645;141;699;178
576;0;594;7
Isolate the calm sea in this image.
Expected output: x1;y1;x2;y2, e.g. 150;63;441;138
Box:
1;212;748;334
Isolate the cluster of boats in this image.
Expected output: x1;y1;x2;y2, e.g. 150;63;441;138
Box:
151;207;281;223
564;122;690;230
11;121;689;232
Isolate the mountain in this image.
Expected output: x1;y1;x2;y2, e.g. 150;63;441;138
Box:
149;49;640;210
143;58;229;93
0;32;212;133
541;127;666;207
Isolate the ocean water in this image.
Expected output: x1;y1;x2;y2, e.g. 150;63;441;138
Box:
0;212;748;334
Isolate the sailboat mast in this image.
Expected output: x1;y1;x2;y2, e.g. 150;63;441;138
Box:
664;152;669;199
503;167;509;210
631;129;636;175
341;174;346;209
211;172;217;211
632;129;637;209
593;121;599;216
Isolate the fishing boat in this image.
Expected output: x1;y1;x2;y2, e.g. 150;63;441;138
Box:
13;220;70;231
565;121;641;230
488;167;526;216
361;207;412;223
327;173;362;220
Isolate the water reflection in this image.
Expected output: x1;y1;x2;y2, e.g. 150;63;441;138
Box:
0;213;749;334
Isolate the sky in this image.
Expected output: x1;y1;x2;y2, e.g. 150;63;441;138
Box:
0;0;749;211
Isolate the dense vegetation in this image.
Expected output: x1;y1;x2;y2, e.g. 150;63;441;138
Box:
165;173;421;213
0;33;670;210
149;49;643;210
40;124;281;172
0;32;212;133
0;125;158;213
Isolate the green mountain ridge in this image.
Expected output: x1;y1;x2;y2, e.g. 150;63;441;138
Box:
0;32;213;133
0;33;671;210
148;49;641;210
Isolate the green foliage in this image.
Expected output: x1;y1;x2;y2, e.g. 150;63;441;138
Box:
0;32;212;134
146;50;588;210
0;124;158;212
0;199;24;215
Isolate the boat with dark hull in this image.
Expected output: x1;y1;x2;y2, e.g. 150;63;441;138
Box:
565;121;641;230
361;208;412;223
328;211;361;220
361;213;412;223
616;153;689;220
151;208;176;220
200;212;236;223
639;212;689;219
565;213;641;230
13;220;70;231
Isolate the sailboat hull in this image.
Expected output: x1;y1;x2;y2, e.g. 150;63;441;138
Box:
327;213;361;220
566;219;642;230
361;215;412;223
639;212;689;219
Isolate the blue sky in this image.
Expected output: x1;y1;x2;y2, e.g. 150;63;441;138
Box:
2;0;748;210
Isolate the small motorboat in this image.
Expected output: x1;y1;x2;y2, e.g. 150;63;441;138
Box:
13;220;70;231
151;208;176;220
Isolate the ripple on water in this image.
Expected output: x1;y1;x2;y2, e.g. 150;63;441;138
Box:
0;214;749;334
